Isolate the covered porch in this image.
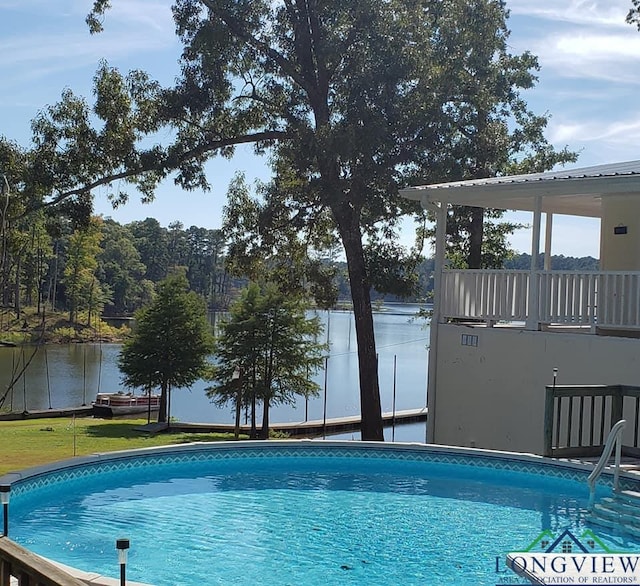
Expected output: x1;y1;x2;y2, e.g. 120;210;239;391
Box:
401;161;640;451
401;160;640;332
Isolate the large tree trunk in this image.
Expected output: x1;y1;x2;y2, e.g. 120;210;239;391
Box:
14;255;21;318
261;396;270;440
333;204;384;441
158;380;168;423
234;383;242;440
468;206;484;269
250;365;257;439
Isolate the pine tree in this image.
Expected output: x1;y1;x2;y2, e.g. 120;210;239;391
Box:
119;273;214;423
208;283;326;439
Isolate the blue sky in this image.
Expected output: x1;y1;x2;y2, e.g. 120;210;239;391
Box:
1;0;639;258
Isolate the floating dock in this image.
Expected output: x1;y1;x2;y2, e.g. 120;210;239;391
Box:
0;406;94;421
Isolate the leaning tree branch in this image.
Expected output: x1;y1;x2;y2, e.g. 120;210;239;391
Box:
17;129;290;220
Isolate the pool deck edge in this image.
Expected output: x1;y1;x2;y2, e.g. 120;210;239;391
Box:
2;439;634;488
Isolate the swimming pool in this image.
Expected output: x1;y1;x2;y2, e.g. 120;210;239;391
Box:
4;441;640;585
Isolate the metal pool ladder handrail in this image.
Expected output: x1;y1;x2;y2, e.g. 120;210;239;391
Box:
588;419;627;507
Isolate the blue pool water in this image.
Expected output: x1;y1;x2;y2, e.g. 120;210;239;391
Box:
7;444;640;585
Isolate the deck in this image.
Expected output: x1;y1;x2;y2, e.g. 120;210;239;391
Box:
134;407;428;438
0;406;94;421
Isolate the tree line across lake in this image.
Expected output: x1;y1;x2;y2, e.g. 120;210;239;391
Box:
0;206;598;332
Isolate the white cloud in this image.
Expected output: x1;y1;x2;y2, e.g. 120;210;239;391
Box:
549;117;640;145
91;1;175;34
508;0;640;84
0;32;174;90
540;33;640;81
0;32;168;66
0;1;179;90
508;0;631;29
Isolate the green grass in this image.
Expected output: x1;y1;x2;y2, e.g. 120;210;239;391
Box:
0;417;241;476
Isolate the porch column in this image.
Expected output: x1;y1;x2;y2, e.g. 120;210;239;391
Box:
526;196;542;330
425;198;447;444
544;213;553;271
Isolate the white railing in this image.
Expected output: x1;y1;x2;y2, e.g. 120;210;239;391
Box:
441;270;640;328
441;270;529;322
587;419;627;508
539;271;598;325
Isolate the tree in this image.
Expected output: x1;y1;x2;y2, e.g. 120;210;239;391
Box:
223;173;341;309
628;2;640;28
97;219;147;315
13;0;570;440
414;0;576;269
118;273;214;423
183;226;229;306
128;218;170;282
0;140;37;318
21;214;53;314
207;282;325;439
63;217;104;324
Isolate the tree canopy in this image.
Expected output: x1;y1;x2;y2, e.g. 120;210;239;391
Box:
628;1;640;28
118;273;215;422
207;282;326;438
1;0;573;440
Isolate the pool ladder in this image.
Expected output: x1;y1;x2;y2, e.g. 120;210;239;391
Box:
586;420;640;538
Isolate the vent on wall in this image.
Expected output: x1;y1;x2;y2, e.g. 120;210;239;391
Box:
461;334;478;347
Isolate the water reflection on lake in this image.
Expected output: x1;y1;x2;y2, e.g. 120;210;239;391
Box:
0;305;430;432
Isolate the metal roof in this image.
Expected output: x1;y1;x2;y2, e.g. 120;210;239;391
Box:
400;160;640;218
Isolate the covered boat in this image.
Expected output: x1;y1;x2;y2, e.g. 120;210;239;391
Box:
92;392;160;417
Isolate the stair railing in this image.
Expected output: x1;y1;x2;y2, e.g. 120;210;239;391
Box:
587;419;627;508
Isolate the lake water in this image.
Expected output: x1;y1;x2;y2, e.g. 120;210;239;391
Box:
0;305;430;432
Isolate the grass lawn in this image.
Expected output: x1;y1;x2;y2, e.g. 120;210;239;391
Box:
0;417;239;476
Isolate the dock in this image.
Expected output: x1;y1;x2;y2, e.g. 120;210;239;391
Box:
134;407;427;438
0;406;94;421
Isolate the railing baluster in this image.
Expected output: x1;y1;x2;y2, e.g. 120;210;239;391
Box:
635;274;640;326
599;396;607;446
549;272;556;322
555;396;563;448
544;386;555;456
578;396;585;447
569;273;576;322
624;274;630;325
580;274;588;323
560;274;568;322
635;397;640;448
589;396;595;448
615;274;621;325
566;397;574;447
1;558;12;586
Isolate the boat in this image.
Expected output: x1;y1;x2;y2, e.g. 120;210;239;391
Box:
92;392;161;417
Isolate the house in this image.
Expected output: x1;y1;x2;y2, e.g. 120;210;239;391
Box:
400;161;640;455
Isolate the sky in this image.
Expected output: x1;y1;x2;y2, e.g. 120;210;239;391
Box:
1;0;639;259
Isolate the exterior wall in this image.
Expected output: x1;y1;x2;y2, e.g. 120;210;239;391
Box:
601;195;640;270
431;324;640;454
